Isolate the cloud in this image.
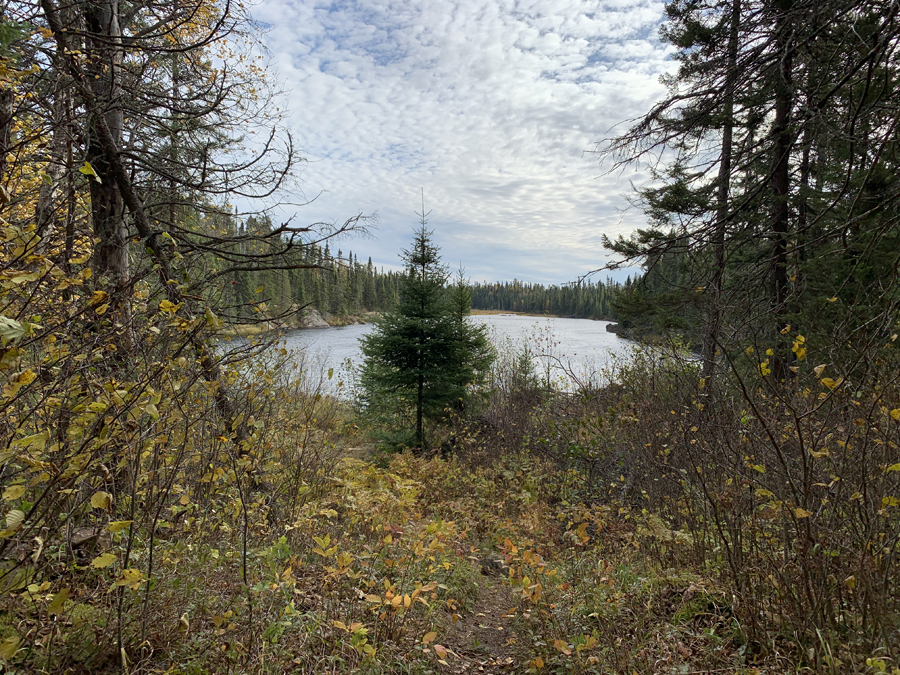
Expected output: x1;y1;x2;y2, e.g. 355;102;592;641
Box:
250;0;670;284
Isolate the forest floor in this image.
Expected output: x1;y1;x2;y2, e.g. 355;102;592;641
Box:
0;446;837;674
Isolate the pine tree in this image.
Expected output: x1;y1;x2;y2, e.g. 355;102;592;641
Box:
358;209;493;451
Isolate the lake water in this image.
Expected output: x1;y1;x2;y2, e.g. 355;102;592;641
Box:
268;314;636;397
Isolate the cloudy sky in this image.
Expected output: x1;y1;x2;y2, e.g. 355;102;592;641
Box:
250;0;672;285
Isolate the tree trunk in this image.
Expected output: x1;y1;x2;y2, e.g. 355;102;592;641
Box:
701;0;741;386
0;87;14;189
416;370;424;451
35;79;72;243
769;0;795;380
84;0;128;287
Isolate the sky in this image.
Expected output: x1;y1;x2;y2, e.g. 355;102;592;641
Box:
249;0;673;285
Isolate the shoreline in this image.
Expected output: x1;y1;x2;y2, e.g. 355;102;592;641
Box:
469;309;612;320
220;308;615;338
218;309;377;338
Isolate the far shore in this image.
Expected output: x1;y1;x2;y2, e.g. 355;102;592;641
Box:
469;309;609;320
220;308;611;338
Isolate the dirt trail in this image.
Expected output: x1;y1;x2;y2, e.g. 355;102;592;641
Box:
443;563;522;674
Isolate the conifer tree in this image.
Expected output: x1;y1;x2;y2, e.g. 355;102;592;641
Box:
358;207;492;450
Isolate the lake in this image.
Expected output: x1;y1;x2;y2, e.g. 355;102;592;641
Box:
267;314;636;397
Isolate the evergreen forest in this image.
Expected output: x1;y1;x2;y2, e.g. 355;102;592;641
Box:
219;215;403;323
470;279;620;320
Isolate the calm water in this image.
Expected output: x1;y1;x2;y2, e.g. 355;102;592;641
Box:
269;314;636;397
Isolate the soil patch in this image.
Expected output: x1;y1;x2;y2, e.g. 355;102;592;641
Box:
443;562;521;674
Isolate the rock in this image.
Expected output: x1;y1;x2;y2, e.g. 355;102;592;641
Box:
298;307;329;329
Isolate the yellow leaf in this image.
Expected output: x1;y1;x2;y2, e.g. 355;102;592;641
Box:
433;644;448;659
882;496;900;508
813;364;827;377
16;370;36;385
333;620;348;631
11;431;48;450
88;290;108;307
532;656;545;669
794;508;812;518
891;409;900;421
0;634;19;661
820;377;842;390
114;568;143;588
886;464;900;473
91;552;117;568
90;491;111;510
2;485;25;501
553;638;572;655
364;594;381;603
158;299;177;314
47;588;70;614
179;494;190;506
106;521;132;533
78;161;102;182
422;631;437;644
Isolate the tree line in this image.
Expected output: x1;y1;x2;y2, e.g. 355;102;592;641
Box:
203;214;403;322
469;278;621;319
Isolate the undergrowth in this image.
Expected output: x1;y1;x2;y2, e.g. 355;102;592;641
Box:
1;339;898;673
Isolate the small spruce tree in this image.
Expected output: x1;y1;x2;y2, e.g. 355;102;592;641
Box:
358;207;492;451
